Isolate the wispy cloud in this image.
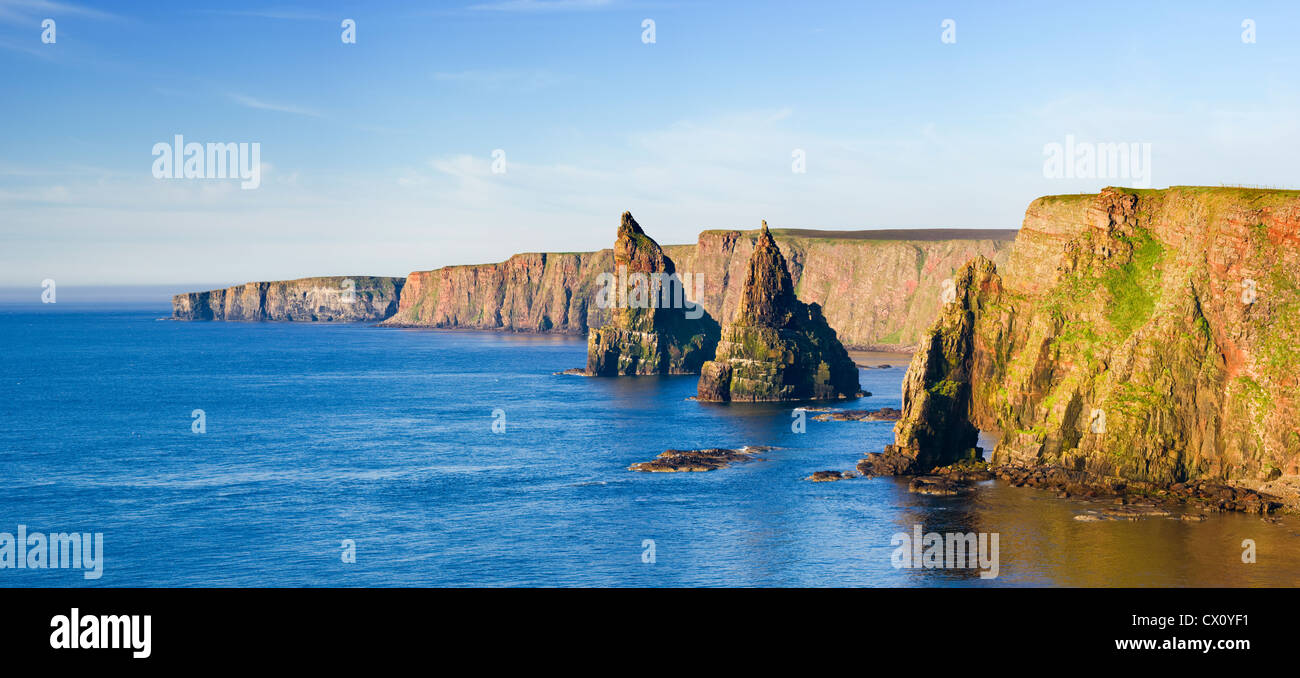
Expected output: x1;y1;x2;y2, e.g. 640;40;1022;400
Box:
228;93;323;118
0;36;51;57
467;0;615;12
194;7;332;22
0;0;119;25
432;69;570;91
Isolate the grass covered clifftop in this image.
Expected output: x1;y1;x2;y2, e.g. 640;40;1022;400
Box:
889;186;1300;500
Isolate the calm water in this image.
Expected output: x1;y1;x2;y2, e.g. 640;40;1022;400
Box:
2;305;1298;587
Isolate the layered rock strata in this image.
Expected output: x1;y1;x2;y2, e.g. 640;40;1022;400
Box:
584;212;720;375
172;276;404;322
873;187;1300;507
696;222;861;402
373;228;1015;350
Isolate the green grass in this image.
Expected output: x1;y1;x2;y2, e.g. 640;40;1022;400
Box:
1101;231;1165;337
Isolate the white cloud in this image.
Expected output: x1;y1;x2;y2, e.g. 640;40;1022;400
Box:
228;93;323;118
8;100;1300;286
0;0;118;24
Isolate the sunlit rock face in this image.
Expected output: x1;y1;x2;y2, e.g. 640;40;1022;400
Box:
584;212;719;376
696;221;860;402
875;187;1300;498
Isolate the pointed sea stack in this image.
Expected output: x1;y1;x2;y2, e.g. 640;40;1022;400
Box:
585;212;720;375
696;221;860;401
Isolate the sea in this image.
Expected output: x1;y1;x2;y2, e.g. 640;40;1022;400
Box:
2;294;1298;587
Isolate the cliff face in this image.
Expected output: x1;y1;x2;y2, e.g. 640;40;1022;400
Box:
380;229;1015;349
381;251;613;332
673;229;1014;350
172;276;404;321
887;187;1300;491
696;222;860;402
585;213;720;375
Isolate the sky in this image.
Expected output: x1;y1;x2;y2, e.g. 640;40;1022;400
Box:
3;0;1300;287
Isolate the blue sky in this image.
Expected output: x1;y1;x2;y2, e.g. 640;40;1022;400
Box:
3;0;1300;286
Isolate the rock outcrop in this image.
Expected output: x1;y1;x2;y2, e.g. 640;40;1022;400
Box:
696;222;861;402
809;407;901;422
877;186;1300;500
375;228;1015;349
629;446;773;472
859;260;994;475
584;212;720;375
172;276;404;321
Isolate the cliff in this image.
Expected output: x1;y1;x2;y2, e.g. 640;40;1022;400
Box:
883;187;1300;496
172;276;404;321
379;228;1015;349
585;212;720;375
696;221;860;402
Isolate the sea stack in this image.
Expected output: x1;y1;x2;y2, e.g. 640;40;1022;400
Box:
696;221;860;401
585;212;720;375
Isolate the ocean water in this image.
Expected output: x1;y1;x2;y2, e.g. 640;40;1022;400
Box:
3;305;1299;587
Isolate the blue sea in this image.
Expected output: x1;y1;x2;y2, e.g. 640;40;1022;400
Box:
4;301;1299;587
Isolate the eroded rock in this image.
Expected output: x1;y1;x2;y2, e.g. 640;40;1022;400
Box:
586;212;721;376
806;470;850;482
809;407;899;422
628;446;774;472
696;221;861;402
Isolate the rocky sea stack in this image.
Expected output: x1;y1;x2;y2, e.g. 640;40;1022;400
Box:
696;221;861;401
585;212;720;375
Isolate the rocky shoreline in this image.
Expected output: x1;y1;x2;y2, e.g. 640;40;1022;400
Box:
802;457;1289;518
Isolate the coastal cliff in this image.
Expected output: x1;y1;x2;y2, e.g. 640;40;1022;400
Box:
172;276;404;321
697;221;860;401
382;251;613;333
881;187;1300;499
379;228;1015;349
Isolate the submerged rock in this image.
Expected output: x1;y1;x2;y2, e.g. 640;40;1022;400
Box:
629;446;773;472
586;212;720;376
696;221;861;402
